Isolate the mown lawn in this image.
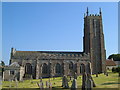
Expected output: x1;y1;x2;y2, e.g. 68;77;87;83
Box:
2;71;120;89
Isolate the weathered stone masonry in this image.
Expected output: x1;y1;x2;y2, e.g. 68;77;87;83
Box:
10;50;91;79
5;8;106;81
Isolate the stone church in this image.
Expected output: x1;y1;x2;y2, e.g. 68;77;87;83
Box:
3;8;106;81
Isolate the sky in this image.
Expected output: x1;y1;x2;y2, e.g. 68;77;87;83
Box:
118;1;120;54
0;2;2;64
2;2;118;65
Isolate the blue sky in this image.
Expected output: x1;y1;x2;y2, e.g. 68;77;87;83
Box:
2;2;118;65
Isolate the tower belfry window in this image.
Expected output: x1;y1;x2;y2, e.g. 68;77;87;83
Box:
93;19;97;36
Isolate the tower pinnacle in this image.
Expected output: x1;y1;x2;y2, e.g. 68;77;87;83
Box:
99;8;102;15
86;7;89;16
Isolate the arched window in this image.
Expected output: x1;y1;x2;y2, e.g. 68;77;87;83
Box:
25;63;32;74
42;63;48;74
55;63;61;74
75;63;77;73
87;62;91;74
80;63;85;74
69;62;74;70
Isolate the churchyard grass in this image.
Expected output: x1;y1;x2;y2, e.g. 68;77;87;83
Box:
2;70;120;89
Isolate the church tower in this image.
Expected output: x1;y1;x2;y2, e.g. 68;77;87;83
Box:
83;8;106;74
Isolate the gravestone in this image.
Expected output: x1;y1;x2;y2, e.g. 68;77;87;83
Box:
30;75;33;79
49;82;52;88
15;77;18;88
74;72;77;79
71;79;77;90
70;76;72;80
87;74;96;87
46;81;49;88
82;72;87;90
62;75;69;88
37;82;44;90
82;73;96;90
96;73;98;77
40;82;44;89
86;78;93;90
104;71;106;75
40;77;42;82
106;72;108;76
53;76;55;80
9;79;12;88
37;82;40;88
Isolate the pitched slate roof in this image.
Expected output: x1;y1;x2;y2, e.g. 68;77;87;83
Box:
11;50;90;60
13;50;84;57
106;59;116;66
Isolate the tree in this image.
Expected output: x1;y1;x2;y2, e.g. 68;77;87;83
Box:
1;61;5;66
0;61;5;78
108;54;120;61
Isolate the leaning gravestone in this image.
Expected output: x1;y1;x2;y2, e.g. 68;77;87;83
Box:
71;79;77;90
37;82;40;88
62;75;69;88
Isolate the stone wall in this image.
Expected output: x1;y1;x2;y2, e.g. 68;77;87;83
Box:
10;50;91;79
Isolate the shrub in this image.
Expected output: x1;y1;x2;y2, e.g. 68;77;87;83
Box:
112;67;120;73
112;67;115;72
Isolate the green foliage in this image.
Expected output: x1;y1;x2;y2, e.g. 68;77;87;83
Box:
112;67;115;72
1;61;5;66
108;54;120;61
112;67;120;73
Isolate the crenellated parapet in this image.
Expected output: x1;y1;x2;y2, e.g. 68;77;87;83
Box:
84;7;102;18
